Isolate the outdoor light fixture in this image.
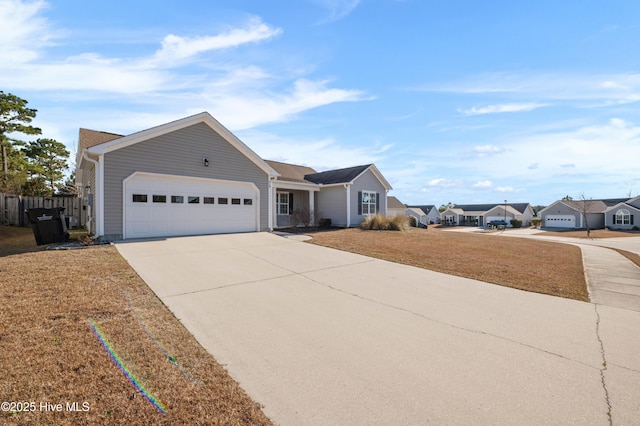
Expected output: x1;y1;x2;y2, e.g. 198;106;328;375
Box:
203;158;209;167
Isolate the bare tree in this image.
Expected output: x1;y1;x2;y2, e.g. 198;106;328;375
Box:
579;193;594;238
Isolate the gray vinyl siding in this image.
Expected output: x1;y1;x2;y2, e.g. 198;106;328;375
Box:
350;169;387;227
274;189;311;227
585;213;605;229
102;122;269;237
606;206;638;230
316;186;347;227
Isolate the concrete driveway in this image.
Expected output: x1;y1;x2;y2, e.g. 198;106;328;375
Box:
116;232;640;425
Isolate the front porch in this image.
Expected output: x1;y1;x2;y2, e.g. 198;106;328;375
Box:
271;181;319;229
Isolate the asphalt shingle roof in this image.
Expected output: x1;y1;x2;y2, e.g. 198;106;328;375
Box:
304;164;371;185
78;128;123;151
387;196;406;209
453;203;531;214
264;160;317;183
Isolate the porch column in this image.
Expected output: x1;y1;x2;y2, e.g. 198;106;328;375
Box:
308;190;315;225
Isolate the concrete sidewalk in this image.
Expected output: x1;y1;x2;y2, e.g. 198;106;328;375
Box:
492;231;640;312
116;233;640;425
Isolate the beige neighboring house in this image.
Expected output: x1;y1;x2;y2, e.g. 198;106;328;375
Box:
387;196;407;216
440;203;535;227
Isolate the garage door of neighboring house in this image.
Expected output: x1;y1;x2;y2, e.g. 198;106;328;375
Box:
124;173;259;239
544;215;576;228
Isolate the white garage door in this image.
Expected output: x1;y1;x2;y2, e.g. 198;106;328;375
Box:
124;172;259;239
545;215;576;228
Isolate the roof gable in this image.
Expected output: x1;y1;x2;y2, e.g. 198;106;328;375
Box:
79;128;123;151
265;160;317;183
81;112;278;177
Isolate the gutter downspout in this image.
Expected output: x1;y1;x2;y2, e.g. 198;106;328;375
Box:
82;152;102;236
345;184;351;227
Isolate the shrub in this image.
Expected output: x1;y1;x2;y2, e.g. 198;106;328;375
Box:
510;219;522;228
319;218;332;227
531;218;541;228
360;214;409;231
633;226;639;231
407;216;418;227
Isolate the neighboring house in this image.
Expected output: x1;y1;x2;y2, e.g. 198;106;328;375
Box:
76;112;392;240
605;196;640;230
386;196;407;216
539;197;638;230
440;203;535;227
405;207;429;227
407;205;440;224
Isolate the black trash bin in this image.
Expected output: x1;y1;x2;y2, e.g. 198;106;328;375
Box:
25;207;70;245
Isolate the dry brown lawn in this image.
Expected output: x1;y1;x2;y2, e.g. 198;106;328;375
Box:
306;227;589;301
0;226;271;425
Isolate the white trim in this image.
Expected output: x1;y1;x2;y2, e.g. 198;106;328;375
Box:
98;154;104;236
122;171;259;239
346;184;351;227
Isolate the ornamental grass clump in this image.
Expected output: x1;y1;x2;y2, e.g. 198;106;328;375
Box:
360;214;409;231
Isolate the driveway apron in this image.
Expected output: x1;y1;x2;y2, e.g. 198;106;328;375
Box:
116;232;640;425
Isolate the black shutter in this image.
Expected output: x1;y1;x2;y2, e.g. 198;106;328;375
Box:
289;193;294;215
375;193;379;213
357;191;362;215
631;215;634;225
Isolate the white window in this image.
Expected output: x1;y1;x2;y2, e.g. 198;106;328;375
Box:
277;192;290;215
361;191;377;215
614;209;630;225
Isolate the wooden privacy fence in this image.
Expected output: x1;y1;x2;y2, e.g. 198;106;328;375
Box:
0;193;84;228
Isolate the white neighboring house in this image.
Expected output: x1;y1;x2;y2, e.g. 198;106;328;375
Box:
407;205;440;224
405;207;429;227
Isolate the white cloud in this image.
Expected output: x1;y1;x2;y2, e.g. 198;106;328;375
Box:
0;0;57;63
472;180;493;189
197;78;367;130
147;18;282;67
315;0;361;23
460;103;546;115
474;144;505;157
496;186;521;193
426;178;463;188
238;130;387;170
428;72;640;107
0;3;368;135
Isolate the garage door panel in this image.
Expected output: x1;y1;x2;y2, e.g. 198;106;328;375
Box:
545;215;576;228
124;173;258;239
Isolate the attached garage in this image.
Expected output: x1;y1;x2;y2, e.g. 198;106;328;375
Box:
123;172;259;239
544;215;576;228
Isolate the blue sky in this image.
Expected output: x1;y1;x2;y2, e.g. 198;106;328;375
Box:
2;0;639;207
